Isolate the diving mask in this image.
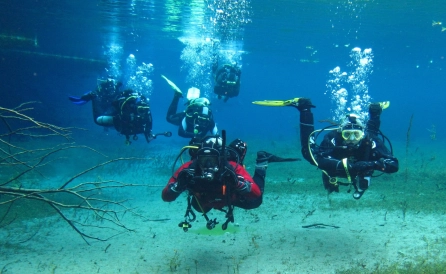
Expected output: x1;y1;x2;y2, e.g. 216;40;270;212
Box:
339;114;365;144
197;154;219;169
341;123;364;144
196;148;220;180
341;129;364;142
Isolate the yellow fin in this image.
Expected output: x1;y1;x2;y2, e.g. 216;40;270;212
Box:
379;101;390;110
252;98;301;107
161;75;182;95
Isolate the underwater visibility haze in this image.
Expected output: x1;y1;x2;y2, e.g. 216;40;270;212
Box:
1;0;446;273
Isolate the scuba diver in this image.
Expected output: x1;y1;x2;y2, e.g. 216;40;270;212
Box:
162;131;299;231
212;63;241;102
69;78;119;122
69;78;171;144
161;75;218;139
252;98;399;199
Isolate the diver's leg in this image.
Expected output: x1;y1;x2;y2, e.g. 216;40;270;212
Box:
366;103;382;137
234;158;267;210
166;95;182;126
235;151;299;210
296;99;316;164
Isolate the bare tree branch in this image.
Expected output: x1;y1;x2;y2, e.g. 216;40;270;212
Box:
0;102;154;244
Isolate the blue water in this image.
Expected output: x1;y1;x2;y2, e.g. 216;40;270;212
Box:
1;0;445;144
2;1;446;272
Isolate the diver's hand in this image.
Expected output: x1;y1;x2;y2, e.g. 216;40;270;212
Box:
147;134;155;143
171;169;193;193
176;169;194;188
374;158;392;171
144;131;155;143
233;175;252;194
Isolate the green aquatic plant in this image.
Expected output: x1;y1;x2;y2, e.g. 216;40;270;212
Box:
405;114;414;184
168;250;181;272
336;257;446;274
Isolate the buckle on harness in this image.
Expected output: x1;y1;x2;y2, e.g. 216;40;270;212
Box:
329;177;338;186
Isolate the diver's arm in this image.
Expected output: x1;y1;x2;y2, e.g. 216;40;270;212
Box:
314;136;360;178
178;126;195;138
232;163;261;199
162;163;192;201
299;110;317;165
372;139;399;173
313;154;350;178
162;177;182;202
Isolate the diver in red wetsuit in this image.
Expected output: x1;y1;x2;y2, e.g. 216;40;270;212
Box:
162;135;299;231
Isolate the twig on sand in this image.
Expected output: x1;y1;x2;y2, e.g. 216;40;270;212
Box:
302;223;340;229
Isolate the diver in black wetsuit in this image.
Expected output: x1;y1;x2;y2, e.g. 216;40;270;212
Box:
252;97;399;199
294;98;399;199
162;75;218;140
212;64;241;102
69;79;170;144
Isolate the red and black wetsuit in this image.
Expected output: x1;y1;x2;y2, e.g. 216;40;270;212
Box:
162;161;261;213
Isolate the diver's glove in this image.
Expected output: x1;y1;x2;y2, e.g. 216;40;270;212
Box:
145;131;155;143
374;158;392;171
221;163;250;193
233;175;252;194
171;169;194;192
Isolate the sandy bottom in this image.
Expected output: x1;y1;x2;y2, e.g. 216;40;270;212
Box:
1;138;446;273
2;182;445;273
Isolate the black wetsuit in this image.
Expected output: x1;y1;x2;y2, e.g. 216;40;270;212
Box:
298;107;399;195
112;90;153;141
213;65;241;102
166;95;217;138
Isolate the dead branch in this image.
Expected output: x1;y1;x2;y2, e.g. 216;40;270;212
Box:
0;103;153;244
0;105;72;140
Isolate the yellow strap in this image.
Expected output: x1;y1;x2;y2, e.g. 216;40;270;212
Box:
342;158;352;183
120;96;137;115
252;98;300;107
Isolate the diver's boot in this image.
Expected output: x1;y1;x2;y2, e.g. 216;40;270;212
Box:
296;98;315;112
256;151;300;164
174;88;183;98
68;91;96;105
80;91;96;102
369;101;390;117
